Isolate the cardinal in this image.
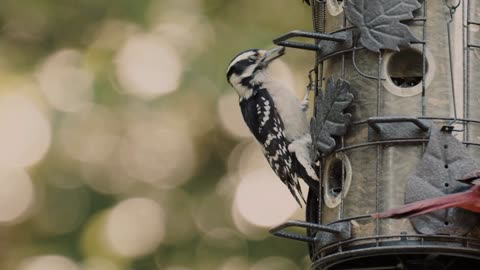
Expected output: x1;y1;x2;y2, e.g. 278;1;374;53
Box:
372;170;480;219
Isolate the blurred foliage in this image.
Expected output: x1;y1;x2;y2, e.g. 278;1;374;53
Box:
0;0;315;269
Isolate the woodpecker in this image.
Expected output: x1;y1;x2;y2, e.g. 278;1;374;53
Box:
226;47;319;206
372;170;480;219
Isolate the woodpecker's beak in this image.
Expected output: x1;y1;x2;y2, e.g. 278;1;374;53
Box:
260;47;286;66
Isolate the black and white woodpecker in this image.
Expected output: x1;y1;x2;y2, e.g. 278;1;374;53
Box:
226;47;319;206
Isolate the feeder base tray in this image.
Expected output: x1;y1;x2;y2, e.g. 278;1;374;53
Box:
312;244;480;270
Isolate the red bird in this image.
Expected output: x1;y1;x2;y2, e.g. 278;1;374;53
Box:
372;170;480;219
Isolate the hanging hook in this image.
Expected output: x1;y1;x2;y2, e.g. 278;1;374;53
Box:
445;0;461;23
445;0;461;11
444;0;461;128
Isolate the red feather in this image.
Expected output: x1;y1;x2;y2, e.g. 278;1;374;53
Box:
372;170;480;219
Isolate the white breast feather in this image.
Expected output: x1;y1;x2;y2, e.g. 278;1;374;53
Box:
263;80;309;141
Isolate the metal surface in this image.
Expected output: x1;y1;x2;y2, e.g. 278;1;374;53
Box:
317;30;354;61
313;0;480;239
445;1;461;125
312;234;480;269
405;126;480;235
273;30;348;51
368;117;430;132
270;0;480;268
367;117;431;141
269;219;351;244
344;0;422;52
310;78;354;156
315;221;352;248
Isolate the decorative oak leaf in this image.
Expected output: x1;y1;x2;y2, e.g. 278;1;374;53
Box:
345;0;421;52
310;78;353;157
404;126;480;235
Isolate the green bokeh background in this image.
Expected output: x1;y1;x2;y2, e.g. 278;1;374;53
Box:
0;1;316;269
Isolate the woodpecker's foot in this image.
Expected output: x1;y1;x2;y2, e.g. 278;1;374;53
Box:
302;70;315;112
301;91;310;112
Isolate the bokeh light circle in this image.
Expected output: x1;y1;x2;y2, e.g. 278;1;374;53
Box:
32;184;90;236
115;33;182;99
118;122;196;189
104;198;165;257
236;142;270;178
250;256;299;270
165;267;192;270
36;49;94;112
0;94;51;168
59;106;119;163
18;255;80;270
268;60;296;93
233;169;299;228
219;256;249;270
217;92;251;139
82;257;119;270
0;169;34;223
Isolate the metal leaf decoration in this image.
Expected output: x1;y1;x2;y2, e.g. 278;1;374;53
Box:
405;126;480;235
310;78;353;157
345;0;421;52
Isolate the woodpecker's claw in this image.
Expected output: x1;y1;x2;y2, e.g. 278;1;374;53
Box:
301;70;315;112
301;90;310;112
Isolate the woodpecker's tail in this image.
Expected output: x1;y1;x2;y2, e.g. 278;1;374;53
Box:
306;187;319;258
288;182;306;207
288;135;320;206
372;190;476;219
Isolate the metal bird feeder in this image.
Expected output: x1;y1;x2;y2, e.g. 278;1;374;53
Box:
270;0;480;269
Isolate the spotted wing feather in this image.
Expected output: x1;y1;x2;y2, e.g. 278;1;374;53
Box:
240;89;305;205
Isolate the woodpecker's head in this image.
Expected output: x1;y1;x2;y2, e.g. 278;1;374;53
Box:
226;47;285;98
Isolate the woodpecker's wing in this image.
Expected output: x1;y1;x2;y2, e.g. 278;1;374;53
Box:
240;89;305;205
288;135;319;192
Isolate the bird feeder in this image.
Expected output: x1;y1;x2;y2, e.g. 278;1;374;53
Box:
270;0;480;268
